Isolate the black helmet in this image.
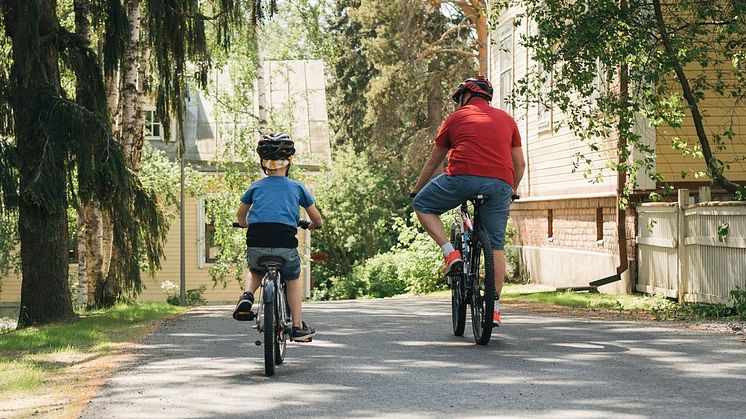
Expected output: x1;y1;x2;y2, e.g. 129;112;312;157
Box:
256;133;295;160
452;75;494;103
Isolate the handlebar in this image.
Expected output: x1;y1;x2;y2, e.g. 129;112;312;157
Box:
232;220;312;229
511;194;520;201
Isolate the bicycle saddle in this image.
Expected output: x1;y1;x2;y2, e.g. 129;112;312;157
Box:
469;195;487;204
256;255;287;268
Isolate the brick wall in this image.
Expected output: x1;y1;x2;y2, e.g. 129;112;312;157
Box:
510;196;637;289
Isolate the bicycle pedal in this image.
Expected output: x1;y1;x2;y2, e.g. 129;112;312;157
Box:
234;311;255;321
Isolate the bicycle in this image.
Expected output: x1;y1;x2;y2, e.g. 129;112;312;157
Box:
448;193;519;345
232;219;311;376
447;195;496;345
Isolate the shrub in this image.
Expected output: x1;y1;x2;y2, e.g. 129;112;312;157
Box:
312;216;445;300
731;287;746;320
504;219;524;284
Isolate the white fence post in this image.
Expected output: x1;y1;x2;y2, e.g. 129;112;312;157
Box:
698;186;711;203
677;189;689;303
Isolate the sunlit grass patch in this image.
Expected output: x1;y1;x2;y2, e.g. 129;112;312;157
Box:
0;360;47;394
502;287;658;311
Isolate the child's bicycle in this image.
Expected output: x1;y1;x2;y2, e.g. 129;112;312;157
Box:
447;193;519;345
232;220;311;376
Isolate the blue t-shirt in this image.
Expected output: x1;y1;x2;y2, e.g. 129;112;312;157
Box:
240;176;315;248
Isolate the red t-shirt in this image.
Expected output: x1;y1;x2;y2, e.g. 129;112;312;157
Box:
434;99;522;187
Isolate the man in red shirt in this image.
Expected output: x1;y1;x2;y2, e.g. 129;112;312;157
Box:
411;76;525;326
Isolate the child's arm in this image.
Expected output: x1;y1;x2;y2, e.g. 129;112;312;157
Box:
236;203;250;228
305;204;323;230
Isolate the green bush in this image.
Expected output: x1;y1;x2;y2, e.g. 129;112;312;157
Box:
310;147;411;285
312;216;445;300
311;275;366;301
504;219;524;284
650;288;746;321
731;286;746;320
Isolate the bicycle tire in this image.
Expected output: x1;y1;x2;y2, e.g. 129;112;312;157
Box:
450;225;466;336
274;289;287;365
263;284;277;376
470;229;495;345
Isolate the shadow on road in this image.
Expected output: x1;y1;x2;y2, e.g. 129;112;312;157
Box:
82;298;746;418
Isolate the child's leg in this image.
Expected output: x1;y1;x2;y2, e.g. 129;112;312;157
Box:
246;270;262;294
286;278;302;328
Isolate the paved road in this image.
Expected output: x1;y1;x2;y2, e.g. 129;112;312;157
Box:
81;297;746;418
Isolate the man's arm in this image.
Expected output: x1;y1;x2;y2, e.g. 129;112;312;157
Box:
412;145;449;195
511;146;526;192
236;203;250;227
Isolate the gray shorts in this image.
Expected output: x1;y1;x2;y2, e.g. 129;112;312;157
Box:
247;247;301;280
413;174;513;250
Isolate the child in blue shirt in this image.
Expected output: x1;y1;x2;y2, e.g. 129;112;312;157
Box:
232;134;323;342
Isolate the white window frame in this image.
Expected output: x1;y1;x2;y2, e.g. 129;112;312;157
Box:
496;20;514;114
144;109;164;141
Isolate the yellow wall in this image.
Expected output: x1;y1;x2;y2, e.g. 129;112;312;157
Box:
656;96;746;183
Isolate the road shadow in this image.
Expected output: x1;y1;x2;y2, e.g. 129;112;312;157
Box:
81;298;746;418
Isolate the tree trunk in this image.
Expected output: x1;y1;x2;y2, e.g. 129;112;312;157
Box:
73;0;90;307
426;58;445;175
6;0;75;327
459;0;488;75
76;207;87;306
94;0;144;306
83;202;104;304
118;0;143;172
256;25;267;135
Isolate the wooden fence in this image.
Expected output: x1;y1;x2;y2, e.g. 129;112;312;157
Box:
636;189;746;304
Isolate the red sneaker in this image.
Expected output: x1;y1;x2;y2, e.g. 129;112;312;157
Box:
493;301;501;327
443;250;463;274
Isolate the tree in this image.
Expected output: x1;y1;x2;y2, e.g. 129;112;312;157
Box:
0;0;284;323
0;0;169;326
509;0;746;199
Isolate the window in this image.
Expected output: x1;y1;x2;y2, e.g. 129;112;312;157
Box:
496;21;514;113
547;209;554;240
144;110;164;140
596;207;604;242
198;198;220;267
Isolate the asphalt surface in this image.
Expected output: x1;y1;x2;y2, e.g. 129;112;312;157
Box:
81;297;746;418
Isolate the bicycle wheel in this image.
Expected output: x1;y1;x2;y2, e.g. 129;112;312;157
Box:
450;224;466;336
274;289;288;365
470;229;495;345
263;284;277;376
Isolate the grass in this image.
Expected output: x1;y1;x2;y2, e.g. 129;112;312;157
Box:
500;285;660;311
501;284;746;321
426;284;745;321
0;302;184;395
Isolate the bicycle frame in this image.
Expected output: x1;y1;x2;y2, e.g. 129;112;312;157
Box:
456;196;484;296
